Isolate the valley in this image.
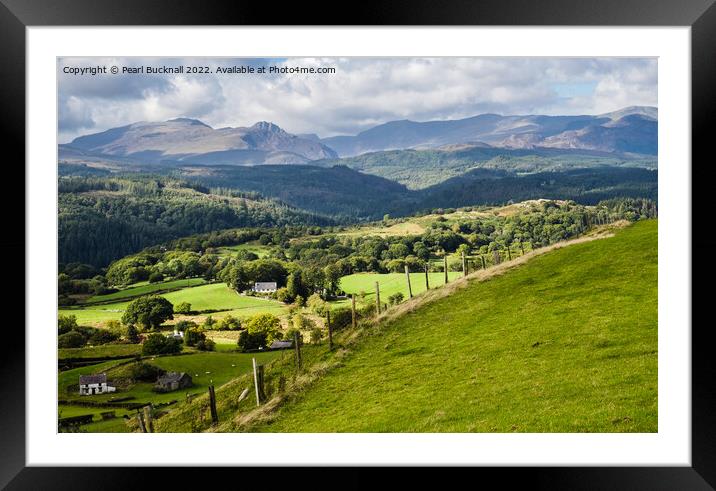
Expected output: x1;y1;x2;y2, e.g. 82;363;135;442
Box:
57;197;657;433
55;105;659;435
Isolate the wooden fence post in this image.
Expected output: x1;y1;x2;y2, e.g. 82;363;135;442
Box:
444;256;449;284
252;358;265;406
375;281;381;315
520;242;525;255
143;405;154;433
208;385;218;425
480;255;486;269
507;247;512;261
493;250;501;265
351;294;357;329
424;263;430;290
404;264;413;298
136;410;147;433
462;252;467;277
294;331;303;368
327;310;334;350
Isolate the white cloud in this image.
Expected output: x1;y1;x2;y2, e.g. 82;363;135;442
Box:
58;57;657;142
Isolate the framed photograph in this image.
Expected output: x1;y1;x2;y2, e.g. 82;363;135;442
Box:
5;0;714;487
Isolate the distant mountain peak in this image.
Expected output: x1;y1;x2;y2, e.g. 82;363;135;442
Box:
166;117;212;128
251;121;285;133
598;106;657;121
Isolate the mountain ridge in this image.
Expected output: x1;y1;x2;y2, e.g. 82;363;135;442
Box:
62;118;338;165
321;106;657;157
59;106;657;168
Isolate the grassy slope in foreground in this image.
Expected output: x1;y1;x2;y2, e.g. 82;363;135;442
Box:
255;220;658;432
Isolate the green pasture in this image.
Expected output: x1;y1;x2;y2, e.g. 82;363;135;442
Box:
216;242;271;258
86;278;208;304
59;344;142;360
59;283;288;326
253;220;658;432
336;272;462;307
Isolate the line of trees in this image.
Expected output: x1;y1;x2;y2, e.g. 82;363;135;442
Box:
59;198;657;306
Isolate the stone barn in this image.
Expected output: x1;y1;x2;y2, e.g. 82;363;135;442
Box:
154;372;193;393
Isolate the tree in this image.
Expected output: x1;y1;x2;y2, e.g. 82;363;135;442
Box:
175;320;198;331
184;328;204;347
174;302;192;315
148;272;164;284
307;293;328;316
237;330;267;352
196;338;216;351
244;313;281;345
235;250;259;261
185;327;217;350
387;243;410;259
58;314;78;335
323;264;342;296
275;287;294;304
105;319;123;337
142;333;183;355
88;329;119;345
122;295;174;330
58;330;86;348
128;362;165;381
125;324;140;344
217;315;241;331
201;315;217;330
286;270;308;299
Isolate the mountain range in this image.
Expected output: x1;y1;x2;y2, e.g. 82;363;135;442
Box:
321;106;657;156
61;118;338;165
59;106;657;169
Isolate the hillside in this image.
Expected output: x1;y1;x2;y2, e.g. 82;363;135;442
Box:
58;174;333;267
313;146;657;189
211;220;657;432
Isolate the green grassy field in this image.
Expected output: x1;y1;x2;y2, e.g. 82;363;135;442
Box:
337;272;462;307
336;221;426;238
59;283;288;326
59;344;142;360
251;220;658;432
85;278;208;304
216;242;271;258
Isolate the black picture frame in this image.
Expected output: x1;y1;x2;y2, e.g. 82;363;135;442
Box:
3;0;714;488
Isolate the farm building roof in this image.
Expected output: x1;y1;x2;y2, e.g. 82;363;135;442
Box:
79;374;107;385
254;282;277;289
157;372;188;384
269;340;294;349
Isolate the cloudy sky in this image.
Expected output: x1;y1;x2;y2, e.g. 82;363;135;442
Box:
58;57;657;143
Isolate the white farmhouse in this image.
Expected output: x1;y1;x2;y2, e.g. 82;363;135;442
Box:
252;282;278;293
79;374;116;396
168;329;184;340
